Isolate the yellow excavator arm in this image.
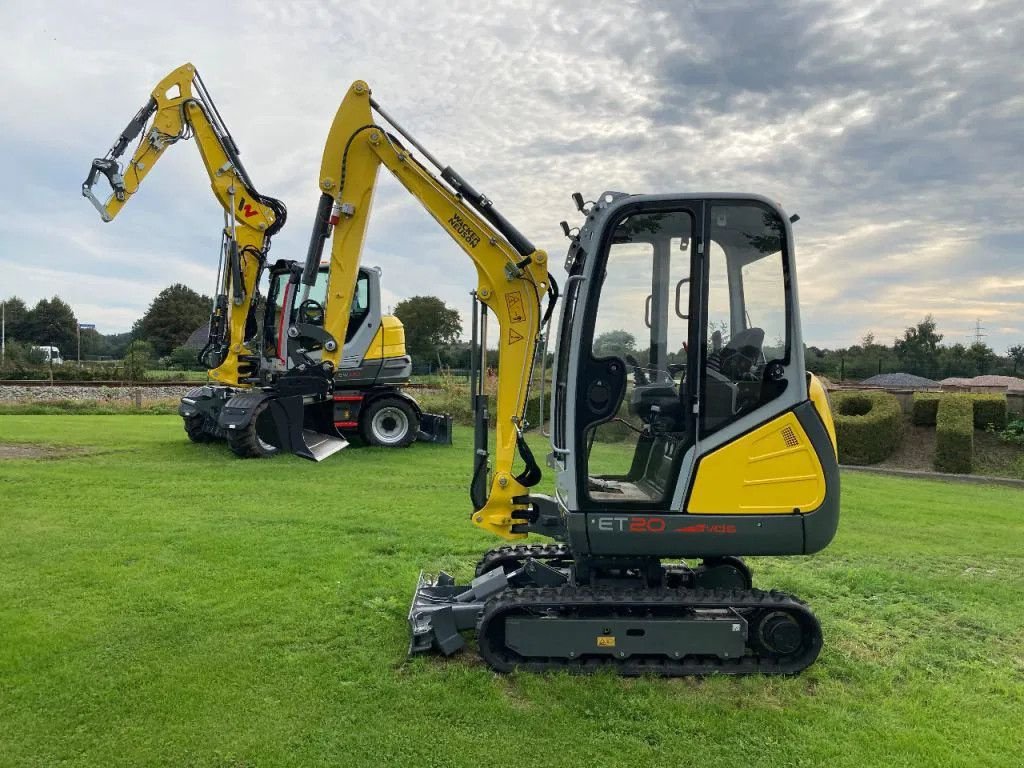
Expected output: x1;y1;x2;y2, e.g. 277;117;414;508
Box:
82;63;286;386
305;80;553;538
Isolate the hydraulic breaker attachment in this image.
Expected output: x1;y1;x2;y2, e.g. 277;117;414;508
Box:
260;395;349;462
416;412;454;445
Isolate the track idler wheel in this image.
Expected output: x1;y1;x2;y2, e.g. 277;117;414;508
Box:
753;610;805;657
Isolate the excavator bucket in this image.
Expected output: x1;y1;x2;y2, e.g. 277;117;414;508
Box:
262;395;349;462
416;412;454;445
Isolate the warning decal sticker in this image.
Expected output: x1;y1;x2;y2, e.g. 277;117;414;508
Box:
505;291;526;323
508;328;524;345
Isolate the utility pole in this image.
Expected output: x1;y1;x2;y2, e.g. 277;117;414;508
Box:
1;300;5;365
77;322;95;366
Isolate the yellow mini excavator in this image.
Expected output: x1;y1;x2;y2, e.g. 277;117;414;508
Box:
82;64;451;459
265;79;841;674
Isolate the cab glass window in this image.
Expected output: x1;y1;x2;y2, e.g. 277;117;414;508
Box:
701;203;789;434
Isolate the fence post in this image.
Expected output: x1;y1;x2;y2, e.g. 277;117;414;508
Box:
135;389;143;409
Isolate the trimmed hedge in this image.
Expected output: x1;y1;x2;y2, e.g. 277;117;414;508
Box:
971;394;1007;430
911;392;1007;430
831;390;903;465
935;395;974;473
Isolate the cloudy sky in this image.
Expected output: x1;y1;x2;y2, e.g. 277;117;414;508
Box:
1;0;1021;351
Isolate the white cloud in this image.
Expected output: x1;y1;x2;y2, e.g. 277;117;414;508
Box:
0;0;1021;353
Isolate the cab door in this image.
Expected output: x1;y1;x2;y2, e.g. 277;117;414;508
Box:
676;199;812;515
569;197;703;513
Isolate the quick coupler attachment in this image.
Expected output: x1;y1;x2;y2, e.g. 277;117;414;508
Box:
407;569;508;656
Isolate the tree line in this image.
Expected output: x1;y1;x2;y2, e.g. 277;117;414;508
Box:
807;315;1024;381
1;288;468;373
10;286;1016;383
1;286;211;370
591;315;1024;383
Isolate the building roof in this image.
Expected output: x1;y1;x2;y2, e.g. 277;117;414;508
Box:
942;375;1024;393
183;321;210;351
860;373;941;389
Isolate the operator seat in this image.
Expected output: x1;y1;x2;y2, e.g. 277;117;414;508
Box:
626;355;684;427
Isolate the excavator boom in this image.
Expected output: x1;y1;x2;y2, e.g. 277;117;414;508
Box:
297;80;553;537
82;63;285;387
82;66;448;459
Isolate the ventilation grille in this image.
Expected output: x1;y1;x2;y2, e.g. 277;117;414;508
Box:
781;426;799;448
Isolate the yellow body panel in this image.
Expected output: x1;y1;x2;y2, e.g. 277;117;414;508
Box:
687;411;827;515
363;315;407;361
808;374;838;457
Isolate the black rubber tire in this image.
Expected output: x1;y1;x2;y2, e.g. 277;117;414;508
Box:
360;396;418;448
226;402;281;458
183;415;215;443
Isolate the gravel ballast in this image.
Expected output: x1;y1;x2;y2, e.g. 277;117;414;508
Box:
0;385;193;403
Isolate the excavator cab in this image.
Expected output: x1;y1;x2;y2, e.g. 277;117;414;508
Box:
558;194;803;514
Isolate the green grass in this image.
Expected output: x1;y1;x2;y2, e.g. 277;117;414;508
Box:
144;369;209;381
1;416;1022;767
0;399;181;416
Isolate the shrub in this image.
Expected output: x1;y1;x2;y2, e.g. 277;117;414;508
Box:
167;345;204;371
934;395;974;473
971;394;1007;430
590;401;642;443
911;392;1007;430
831;390;903;465
122;340;154;382
415;369;553;432
997;418;1024;448
911;393;941;426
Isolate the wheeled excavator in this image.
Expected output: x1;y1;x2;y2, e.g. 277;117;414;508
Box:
82;64;450;459
264;79;841;674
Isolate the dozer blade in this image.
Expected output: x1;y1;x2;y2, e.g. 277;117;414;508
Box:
407;568;510;656
297;429;349;461
262;395;349;462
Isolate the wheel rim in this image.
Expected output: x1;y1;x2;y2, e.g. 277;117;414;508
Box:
371;406;409;445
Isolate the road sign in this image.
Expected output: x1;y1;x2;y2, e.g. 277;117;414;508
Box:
78;323;96;330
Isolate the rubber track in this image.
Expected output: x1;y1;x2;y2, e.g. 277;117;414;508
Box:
477;586;822;676
474;543;573;577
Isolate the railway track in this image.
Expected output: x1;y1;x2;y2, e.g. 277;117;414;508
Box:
0;379;436;389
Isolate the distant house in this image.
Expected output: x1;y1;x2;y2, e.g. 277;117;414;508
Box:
940;375;1024;393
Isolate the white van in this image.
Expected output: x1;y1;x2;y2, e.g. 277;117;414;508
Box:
32;346;64;365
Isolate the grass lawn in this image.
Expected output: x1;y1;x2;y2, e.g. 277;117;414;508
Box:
1;416;1022;767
